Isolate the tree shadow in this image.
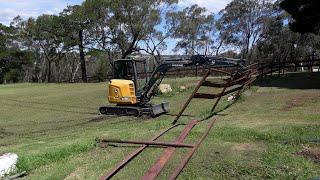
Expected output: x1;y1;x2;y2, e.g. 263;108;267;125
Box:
258;72;320;89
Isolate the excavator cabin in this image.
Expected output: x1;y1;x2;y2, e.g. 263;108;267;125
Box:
108;59;148;105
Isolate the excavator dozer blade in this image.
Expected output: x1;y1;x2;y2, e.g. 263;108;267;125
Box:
150;102;169;117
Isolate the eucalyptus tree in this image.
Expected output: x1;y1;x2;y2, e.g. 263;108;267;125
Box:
219;0;273;59
140;3;176;64
105;0;178;58
166;4;215;55
0;21;33;83
28;15;71;82
59;5;93;82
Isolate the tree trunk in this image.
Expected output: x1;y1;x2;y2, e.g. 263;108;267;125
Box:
215;40;223;56
47;60;52;83
79;29;87;83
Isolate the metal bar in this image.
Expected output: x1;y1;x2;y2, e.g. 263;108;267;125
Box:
97;139;194;148
234;71;252;98
209;68;232;75
245;63;259;69
201;81;226;88
193;85;243;100
172;70;211;124
210;71;239;113
202;75;249;88
242;77;257;91
193;93;218;99
245;77;257;86
229;75;250;85
223;86;243;95
169;118;217;180
99;124;181;180
141;120;198;180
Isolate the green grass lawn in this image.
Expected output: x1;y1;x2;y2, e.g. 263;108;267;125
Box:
0;72;319;179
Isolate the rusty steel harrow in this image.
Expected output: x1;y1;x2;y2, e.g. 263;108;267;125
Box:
97;64;259;180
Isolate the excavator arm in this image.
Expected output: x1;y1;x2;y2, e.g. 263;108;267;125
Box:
138;55;245;105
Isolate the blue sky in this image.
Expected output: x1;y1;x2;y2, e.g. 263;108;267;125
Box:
0;0;231;26
0;0;232;54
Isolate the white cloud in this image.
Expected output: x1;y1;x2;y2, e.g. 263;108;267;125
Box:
0;0;232;26
178;0;232;13
0;0;82;26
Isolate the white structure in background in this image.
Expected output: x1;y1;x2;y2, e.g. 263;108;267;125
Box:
0;153;18;177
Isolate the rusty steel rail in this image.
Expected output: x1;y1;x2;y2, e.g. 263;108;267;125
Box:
209;67;233;75
141;120;198;180
173;67;248;124
172;70;211;124
169;118;217;180
97;139;194;148
99;123;181;180
210;72;237;113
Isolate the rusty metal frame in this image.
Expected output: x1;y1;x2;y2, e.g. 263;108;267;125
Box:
141;120;198;180
169;118;217;180
99;124;181;180
172;70;211;124
210;73;238;113
97;139;194;148
172;66;249;124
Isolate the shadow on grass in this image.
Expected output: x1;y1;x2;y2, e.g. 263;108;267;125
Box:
200;100;238;122
199;72;320;122
258;72;320;89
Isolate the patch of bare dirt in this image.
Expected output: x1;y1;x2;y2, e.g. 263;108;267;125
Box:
296;146;320;164
283;96;306;111
282;94;318;111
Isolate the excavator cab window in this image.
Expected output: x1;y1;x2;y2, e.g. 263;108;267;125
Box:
113;60;135;80
113;59;148;96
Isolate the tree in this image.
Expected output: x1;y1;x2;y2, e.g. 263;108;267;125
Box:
140;3;176;64
29;15;70;82
106;0;177;58
0;23;32;83
219;0;273;59
280;0;320;34
60;5;93;83
167;4;215;55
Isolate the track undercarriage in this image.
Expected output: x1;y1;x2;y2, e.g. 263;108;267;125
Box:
99;102;169;117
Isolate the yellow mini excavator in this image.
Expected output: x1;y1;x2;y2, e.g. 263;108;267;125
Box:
99;55;245;117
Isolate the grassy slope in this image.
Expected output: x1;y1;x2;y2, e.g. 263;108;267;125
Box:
0;73;319;179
